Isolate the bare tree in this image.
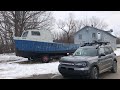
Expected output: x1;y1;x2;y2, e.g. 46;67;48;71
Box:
0;11;55;53
56;14;108;43
52;31;59;42
0;11;54;36
82;16;108;29
57;13;81;43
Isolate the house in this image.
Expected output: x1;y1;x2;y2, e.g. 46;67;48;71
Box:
14;29;53;43
74;26;117;50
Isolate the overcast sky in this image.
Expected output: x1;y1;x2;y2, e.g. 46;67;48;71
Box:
53;11;120;37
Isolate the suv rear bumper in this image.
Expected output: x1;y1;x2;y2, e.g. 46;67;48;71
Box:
58;65;90;77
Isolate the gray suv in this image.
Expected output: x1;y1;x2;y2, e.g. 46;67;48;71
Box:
58;43;117;79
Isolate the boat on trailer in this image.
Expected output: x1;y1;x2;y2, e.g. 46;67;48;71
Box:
14;29;80;63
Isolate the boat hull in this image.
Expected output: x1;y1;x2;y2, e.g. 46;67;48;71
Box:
14;40;80;58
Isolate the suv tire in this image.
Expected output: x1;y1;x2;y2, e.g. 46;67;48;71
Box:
90;67;99;79
111;61;117;73
62;74;69;79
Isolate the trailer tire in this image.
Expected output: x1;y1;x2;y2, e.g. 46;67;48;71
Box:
41;55;50;63
28;57;33;61
15;48;20;56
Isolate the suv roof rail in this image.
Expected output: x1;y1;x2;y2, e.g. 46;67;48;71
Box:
81;41;110;47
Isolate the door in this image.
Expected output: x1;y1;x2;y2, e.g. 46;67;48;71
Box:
98;47;107;72
104;47;113;69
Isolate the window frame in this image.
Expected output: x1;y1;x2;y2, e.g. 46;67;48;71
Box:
104;47;111;55
73;48;98;56
108;47;114;54
92;33;96;38
31;31;40;36
99;47;105;55
79;34;82;40
22;31;28;37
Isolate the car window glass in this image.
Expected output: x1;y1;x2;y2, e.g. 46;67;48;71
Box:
73;48;98;56
22;31;28;37
104;47;110;55
99;48;105;54
109;47;113;53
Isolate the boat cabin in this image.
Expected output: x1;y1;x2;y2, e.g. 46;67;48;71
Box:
14;29;53;42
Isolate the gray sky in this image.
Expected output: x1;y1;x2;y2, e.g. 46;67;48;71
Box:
53;11;120;37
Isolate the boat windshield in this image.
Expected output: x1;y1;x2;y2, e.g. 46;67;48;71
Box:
22;31;28;37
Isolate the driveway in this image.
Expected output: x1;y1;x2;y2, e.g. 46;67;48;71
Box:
20;56;120;79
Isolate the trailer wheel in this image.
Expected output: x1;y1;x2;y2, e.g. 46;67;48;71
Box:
41;55;50;63
15;48;19;56
28;57;33;61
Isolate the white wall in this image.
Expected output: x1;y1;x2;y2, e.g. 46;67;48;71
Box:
74;27;117;50
102;33;116;50
14;30;53;43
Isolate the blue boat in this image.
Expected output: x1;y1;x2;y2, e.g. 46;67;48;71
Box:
14;40;80;56
14;30;80;63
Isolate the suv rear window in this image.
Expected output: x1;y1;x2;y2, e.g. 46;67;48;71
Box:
104;47;111;55
109;47;114;53
99;47;105;54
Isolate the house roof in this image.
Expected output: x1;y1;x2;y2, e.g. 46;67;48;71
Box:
74;26;117;38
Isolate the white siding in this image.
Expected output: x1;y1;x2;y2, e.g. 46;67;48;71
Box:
102;32;116;50
74;27;116;50
14;29;53;43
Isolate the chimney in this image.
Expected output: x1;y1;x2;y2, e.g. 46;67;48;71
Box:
110;29;113;32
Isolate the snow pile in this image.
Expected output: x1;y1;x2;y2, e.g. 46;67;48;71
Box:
0;53;60;79
0;53;28;62
114;48;120;56
0;62;59;79
0;48;119;79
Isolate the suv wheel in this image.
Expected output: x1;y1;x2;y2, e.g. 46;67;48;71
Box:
111;61;117;73
62;74;69;79
90;67;99;79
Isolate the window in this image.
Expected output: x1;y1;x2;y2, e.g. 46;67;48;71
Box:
31;31;40;36
92;33;96;38
79;34;82;39
104;47;110;55
99;48;105;54
109;47;113;53
73;48;98;56
22;31;28;37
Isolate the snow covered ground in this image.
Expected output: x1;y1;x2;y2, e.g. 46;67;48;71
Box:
0;53;60;79
0;48;120;79
0;62;59;79
0;53;28;63
114;48;120;56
